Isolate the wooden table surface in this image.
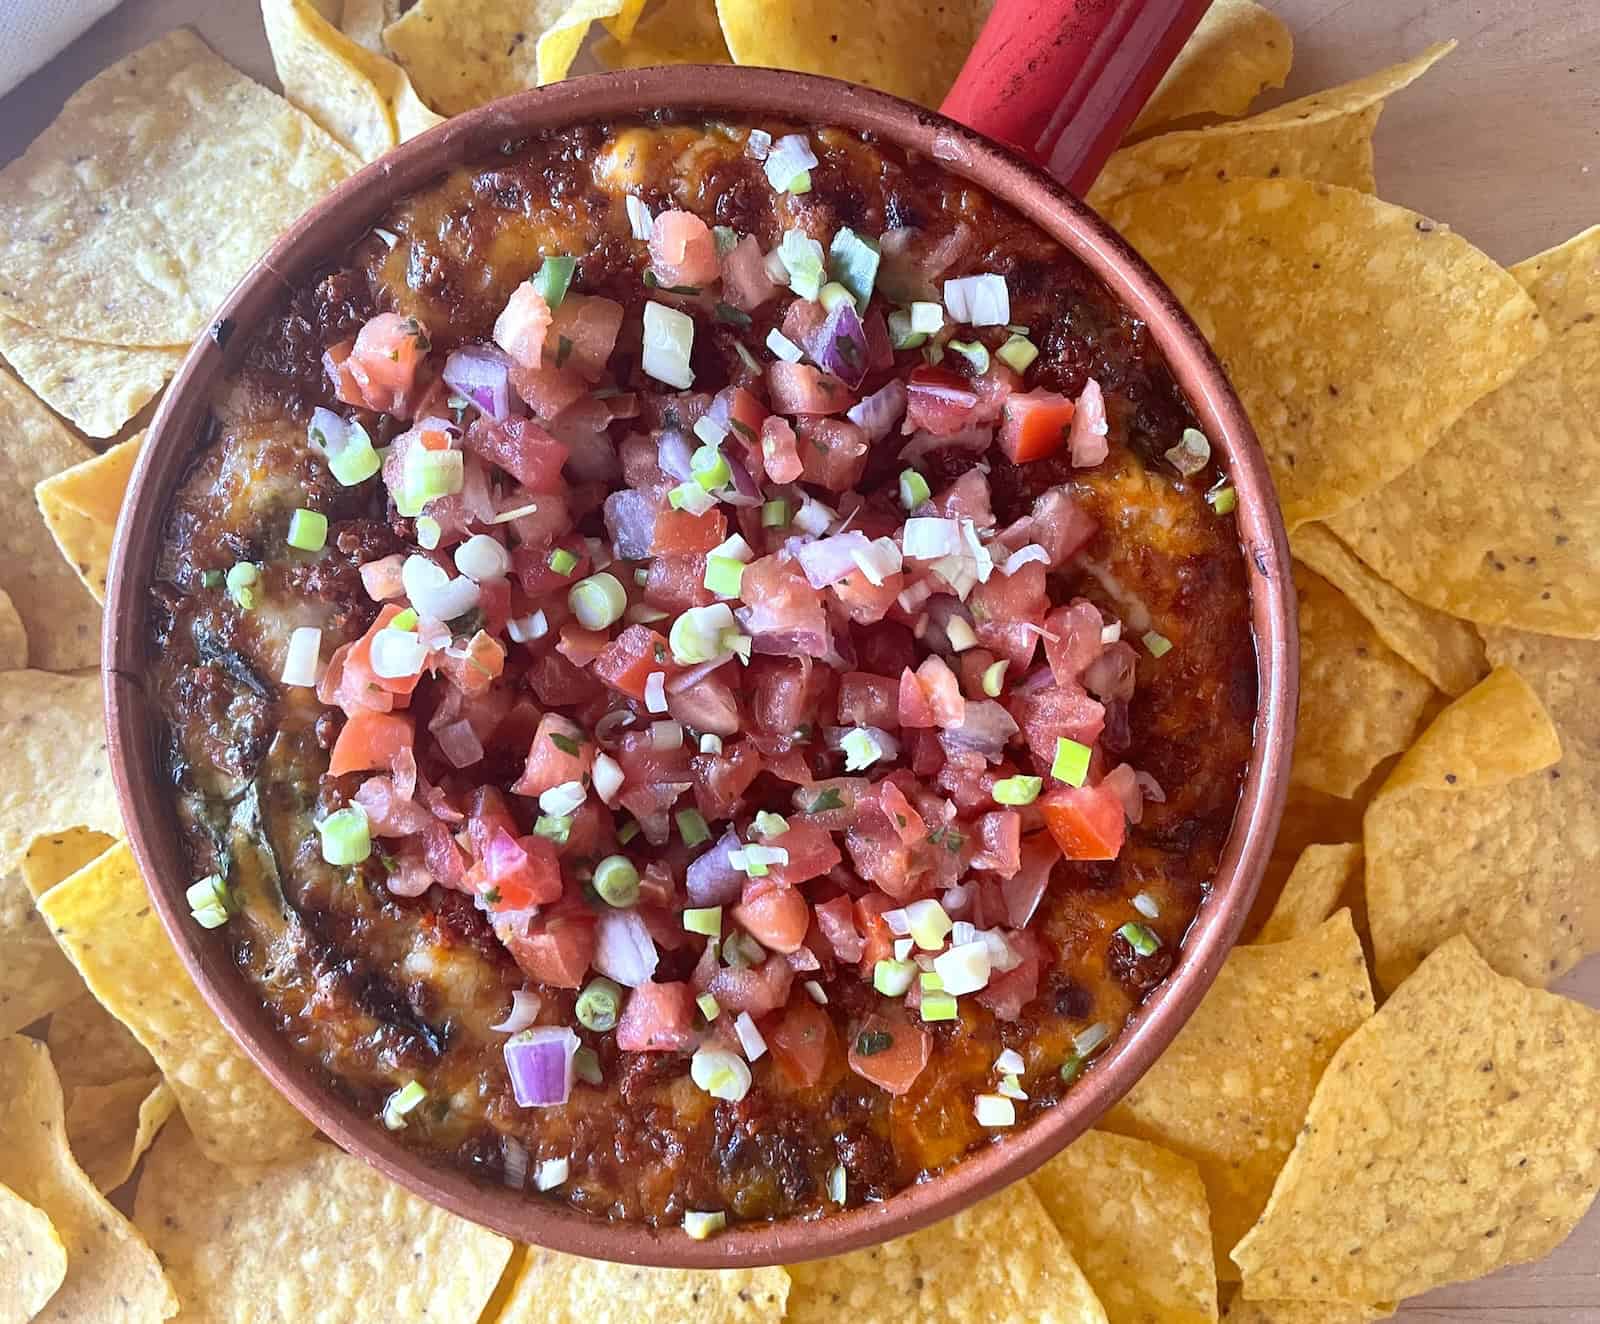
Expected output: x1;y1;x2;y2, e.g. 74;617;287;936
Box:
2;1;1596;1318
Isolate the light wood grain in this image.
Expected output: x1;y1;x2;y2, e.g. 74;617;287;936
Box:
1;0;1596;1316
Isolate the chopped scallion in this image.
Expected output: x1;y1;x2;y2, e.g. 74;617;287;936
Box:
575;977;623;1032
992;774;1043;806
530;255;577;309
1051;737;1092;787
593;854;640;908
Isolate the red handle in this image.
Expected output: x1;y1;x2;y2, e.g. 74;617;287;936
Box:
941;0;1213;195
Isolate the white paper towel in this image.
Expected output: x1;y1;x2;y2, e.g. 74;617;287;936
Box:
0;0;124;98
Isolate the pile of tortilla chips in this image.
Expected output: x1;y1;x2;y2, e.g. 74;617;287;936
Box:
2;3;1597;1321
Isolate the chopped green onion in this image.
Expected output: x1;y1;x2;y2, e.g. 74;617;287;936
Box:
1208;485;1237;515
547;547;579;576
1118;922;1160;957
996;333;1039;374
993;775;1043;806
723;931;766;969
714;302;752;326
920;971;945;993
827;1162;847;1204
828;227;881;307
1059;1054;1084;1084
920;991;959;1022
1074;1022;1110;1057
668;481;717;515
616;819;641;845
1142;630;1173;658
328;423;381;486
533;814;571;845
642;299;696;389
415;516;442;550
683;907;723;938
318;805;371;866
225;562;260;611
569;571;627;629
691;443;731;490
753;811;788;838
906;898;952;951
696;992;721;1021
401;448;464;514
593;854;640;908
669;602;738;665
777;229;825;301
948;339;990;373
898;469;931;510
1165;427;1211;476
873;959;916;997
1052;737;1092;787
766;328;804;362
818;280;856;312
841;727;883;772
676;809;711;847
286;508;328;552
981;659;1009;698
390;607;418;632
887;309;927;350
786;170;812;195
201;569;223;589
530;255;577;309
712;225;739;256
733;340;762;375
910;301;945;335
382;1080;427;1130
185;874;235;929
683;1210;727;1240
973;1093;1015;1127
761;499;789;528
574;1045;603;1085
576;977;623;1032
703;555;745;599
1133;891;1160;919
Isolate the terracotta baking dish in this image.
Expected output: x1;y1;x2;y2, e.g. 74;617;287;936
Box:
103;31;1297;1270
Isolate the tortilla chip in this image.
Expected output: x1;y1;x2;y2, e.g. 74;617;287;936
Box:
387;0;639;112
34;434;144;606
786;1182;1108;1324
0;30;356;347
342;0;402;53
714;0;993;109
0;370;102;670
1233;936;1600;1302
1129;1;1292;136
133;1118;512;1323
20;829;122;902
0;1179;67;1321
1291;564;1434;798
0;1037;177;1322
36;841;316;1166
1031;1130;1218;1324
1326;231;1600;637
497;1247;790;1323
0;671;121;879
0;589;23;670
1094;45;1453;208
595;0;731;69
599;0;649;40
0;869;81;1037
1224;1300;1391;1324
1364;662;1597;990
1102;179;1546;530
1100;910;1374;1280
264;0;398;160
1255;844;1363;947
47;993;155;1088
0;319;181;439
1290;524;1487;696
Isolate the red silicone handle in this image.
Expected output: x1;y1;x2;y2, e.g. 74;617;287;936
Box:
941;0;1214;195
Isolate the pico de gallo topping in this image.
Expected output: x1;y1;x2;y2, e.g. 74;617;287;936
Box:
151;117;1254;1231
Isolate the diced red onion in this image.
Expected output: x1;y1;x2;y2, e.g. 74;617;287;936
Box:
793;495;836;537
944;273;1010;326
1135;770;1166;803
734;1011;768;1061
687;829;744;906
1069;379;1109;467
938;699;1019;763
443;346;515;421
763;134;817;192
815;300;869;389
592;751;625;803
796;531;873;588
593;909;660;988
1001;544;1049;577
723;448;763;506
435;717;484;769
898;425;991;465
902;517;964;560
504;1027;580;1108
491;989;542;1033
846;379;907;443
307;406;351;458
402;554;481;621
657;430;695;481
745;128;772;160
604;488;657;560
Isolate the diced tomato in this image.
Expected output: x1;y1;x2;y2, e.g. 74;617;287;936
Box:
1030;487;1098;566
511;712;593;797
464;416;568;492
831;567;901;624
1010;681;1106;770
766;362;854;415
719;234;779;311
898;655;965;730
329;710;414;777
437;630;507;697
511;533;589;597
929;469;994;526
905;365;980;436
499;911;596;989
592;625;677;701
970;810;1021;877
878;778;928;846
845;812;917;898
651;507;726;555
854;893;897;971
969;561;1047;673
616;979;697;1051
667;673;740;737
837;672;899;729
342;604;425;708
1043;600;1105;687
477;829;564;909
715;385;769;445
815;896;864;963
998;389;1075;463
323;340;363;407
644;554;713;612
345;312;428;415
732;886;810;954
769;998;836;1088
749;658;812;738
759;415;804;484
763;821;843;889
466;786;520;856
1040;783;1127;860
649;209;721;288
510;360;588;419
847;1012;931;1096
547;293;624;383
690;740;762;820
736;557;831;656
555;624;610;669
975;950;1041;1022
970;362;1022;424
494;283;553;369
1068;379;1109;467
700;954;794;1016
528;651;602;707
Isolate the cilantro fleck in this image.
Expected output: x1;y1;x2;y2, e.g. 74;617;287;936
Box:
555;335;574;368
714;302;753;326
550;733;581;757
654;644;667;663
727;417;756;442
481;887;502;906
855;1030;893;1057
835;334;862;369
808;788;843;814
